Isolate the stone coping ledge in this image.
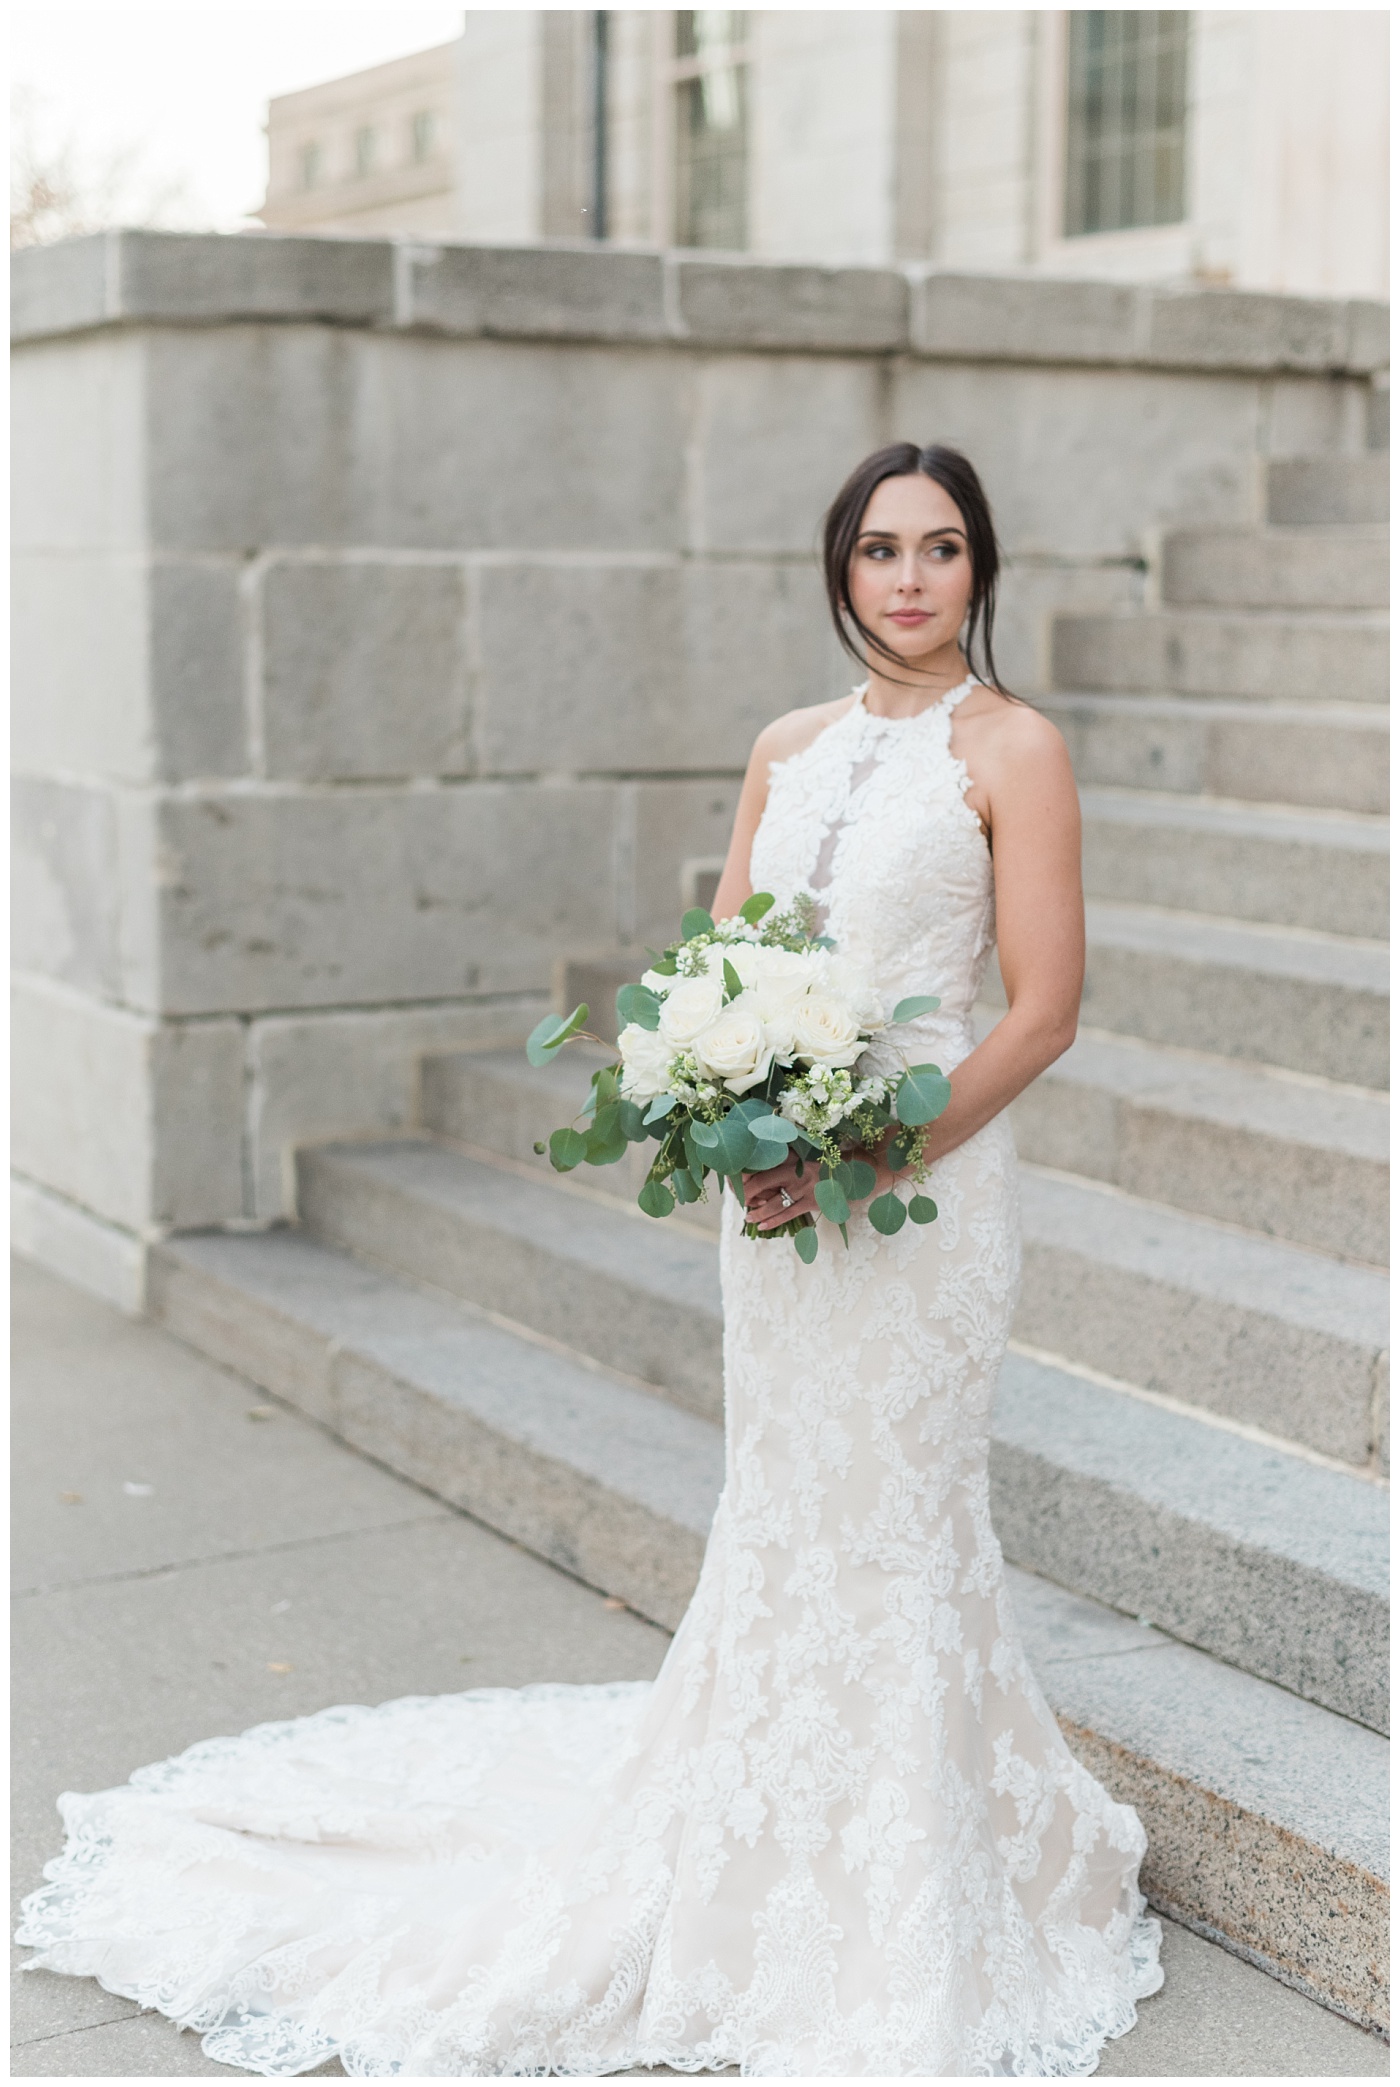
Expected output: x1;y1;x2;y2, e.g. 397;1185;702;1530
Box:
11;228;1388;375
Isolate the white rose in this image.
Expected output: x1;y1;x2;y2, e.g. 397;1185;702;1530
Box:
790;989;865;1068
700;940;764;989
616;1023;674;1101
640;967;673;994
822;955;885;1031
692;997;774;1095
658;972;725;1050
751;981;801;1062
748;944;823;1003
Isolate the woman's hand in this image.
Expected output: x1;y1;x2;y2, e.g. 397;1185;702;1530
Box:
741;1152;821;1231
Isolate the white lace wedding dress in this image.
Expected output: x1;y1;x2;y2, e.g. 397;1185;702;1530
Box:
18;677;1162;2076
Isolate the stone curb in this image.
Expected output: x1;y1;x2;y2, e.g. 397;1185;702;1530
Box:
10;231;1390;377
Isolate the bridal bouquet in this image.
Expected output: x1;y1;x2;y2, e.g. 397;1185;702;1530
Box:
525;893;951;1262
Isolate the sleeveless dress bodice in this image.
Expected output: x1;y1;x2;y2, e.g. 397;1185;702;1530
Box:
17;681;1163;2076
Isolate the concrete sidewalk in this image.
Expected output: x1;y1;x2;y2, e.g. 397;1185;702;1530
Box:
10;1254;1387;2078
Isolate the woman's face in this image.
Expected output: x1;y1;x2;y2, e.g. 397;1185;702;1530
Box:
845;473;974;667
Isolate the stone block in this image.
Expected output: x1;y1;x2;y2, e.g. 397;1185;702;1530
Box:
141;328;688;554
1345;299;1391;374
1266;453;1389;525
12;553;151;780
912;273;1140;365
11;975;246;1230
261;560;470;781
630;779;743;949
11;331;146;551
151;560;249;779
404;242;667;342
689;355;884;553
474;560;844;775
11;1174;147;1316
1161;526;1388;610
890;362;1259;557
133;781;622;1016
12;777;123;997
247;997;545;1221
1142;287;1349;372
13;227;395;340
671;254;908;351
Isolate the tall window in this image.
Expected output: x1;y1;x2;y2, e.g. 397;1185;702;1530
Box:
1065;12;1189;237
298;142;323;191
354;125;377;179
410;111;435;163
672;12;749;250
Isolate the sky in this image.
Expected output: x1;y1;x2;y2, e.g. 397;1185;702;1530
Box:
12;7;465;230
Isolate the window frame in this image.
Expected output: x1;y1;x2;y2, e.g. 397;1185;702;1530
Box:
661;12;753;252
1063;10;1191;241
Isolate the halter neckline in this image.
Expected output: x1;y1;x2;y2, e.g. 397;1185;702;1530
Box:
854;674;977;725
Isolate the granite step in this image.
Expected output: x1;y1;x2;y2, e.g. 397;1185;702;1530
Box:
146;1224;1390;2033
1050;609;1388;705
295;1132;1387;1590
1039;695;1388;816
1018;1164;1388;1473
999;1022;1388;1266
1073;902;1388;1088
1079;787;1388;939
1160;526;1388;611
415;1051;1389;1468
1267;453;1389;526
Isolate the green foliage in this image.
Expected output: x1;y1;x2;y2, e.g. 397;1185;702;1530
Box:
526;1004;589;1067
745;1114;800;1144
834;1158;878;1201
890;994;942;1025
868;1190;907;1235
680;907;716;940
739;892;776;925
638;1179;675;1218
895;1063;952;1127
548;1127;589;1171
616;982;661;1032
617;1099;647;1142
908;1194;939;1225
793;1224;820;1264
672;1168;702;1204
814;1175;850;1225
643;1093;677;1125
722;959;744;1000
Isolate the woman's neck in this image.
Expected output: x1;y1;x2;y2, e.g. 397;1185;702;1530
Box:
862;643;970;720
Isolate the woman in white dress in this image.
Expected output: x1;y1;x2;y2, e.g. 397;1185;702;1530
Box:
18;443;1162;2076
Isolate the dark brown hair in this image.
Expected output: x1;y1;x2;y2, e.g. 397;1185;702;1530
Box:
822;442;1009;692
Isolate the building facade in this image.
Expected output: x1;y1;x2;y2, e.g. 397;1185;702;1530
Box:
260;11;1388;299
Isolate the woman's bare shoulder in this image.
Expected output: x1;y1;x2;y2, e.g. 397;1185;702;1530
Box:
751;695;856;769
960;689;1072;774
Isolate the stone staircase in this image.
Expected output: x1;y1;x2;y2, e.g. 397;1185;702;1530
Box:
147;450;1389;2037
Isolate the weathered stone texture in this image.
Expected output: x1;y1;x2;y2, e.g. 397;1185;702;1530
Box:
405;242;668;343
673;255;908;351
142;330;689;554
12;778;124;998
12;976;245;1230
262;561;470;780
690;355;885;553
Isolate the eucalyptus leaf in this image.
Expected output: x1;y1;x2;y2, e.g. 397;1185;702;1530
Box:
722;959;744;1001
680;907;715;940
740;892;775;925
841;1159;879;1200
890;993;942;1025
672;1168;701;1204
908;1194;939;1224
617;1099;646;1142
533;1140;546;1155
838;1221;850;1248
711;1116;757;1173
745;1114;800;1144
689;1120;720;1148
637;1179;675;1219
526;1004;589;1067
793;1225;819;1264
616;983;661;1032
747;1140;788;1173
643;1093;677;1124
548;1126;589;1171
814;1176;850;1225
649;954;678;975
584;1131;628;1167
868;1190;907;1236
895;1063;952;1127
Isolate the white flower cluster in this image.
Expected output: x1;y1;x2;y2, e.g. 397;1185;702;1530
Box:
617;932;887;1104
778;1064;892;1138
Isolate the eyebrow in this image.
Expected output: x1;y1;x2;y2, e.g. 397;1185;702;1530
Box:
856;526;967;542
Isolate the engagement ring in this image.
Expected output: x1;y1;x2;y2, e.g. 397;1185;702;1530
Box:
779;1189;793;1209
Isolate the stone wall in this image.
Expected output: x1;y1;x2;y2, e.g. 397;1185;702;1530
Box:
11;229;1386;1307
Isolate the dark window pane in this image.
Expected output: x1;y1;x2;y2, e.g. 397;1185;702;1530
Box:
1066;11;1188;235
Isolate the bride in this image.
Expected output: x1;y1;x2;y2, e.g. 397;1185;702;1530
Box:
18;443;1163;2076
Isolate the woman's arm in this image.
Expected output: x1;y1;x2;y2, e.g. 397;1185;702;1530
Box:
745;704;1084;1229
